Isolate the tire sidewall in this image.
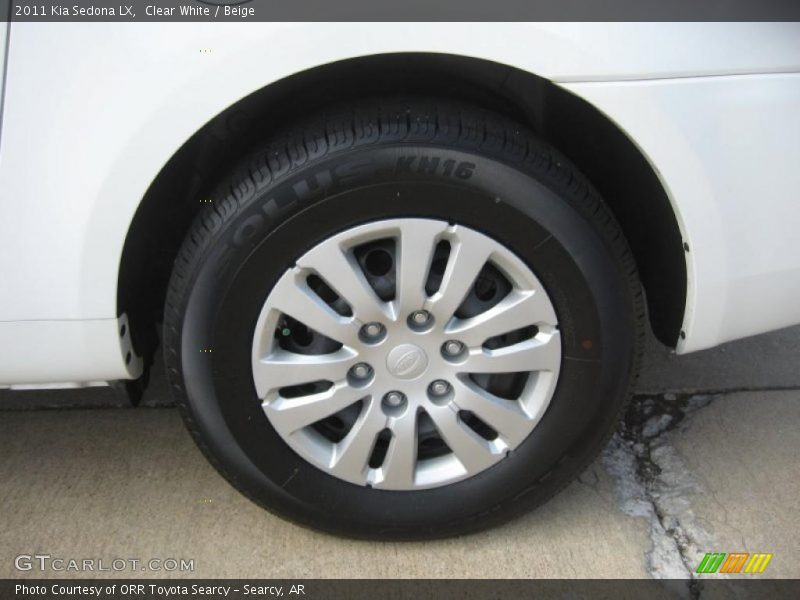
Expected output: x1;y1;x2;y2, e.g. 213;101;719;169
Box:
175;144;635;538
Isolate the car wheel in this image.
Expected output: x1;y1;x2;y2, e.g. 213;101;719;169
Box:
163;98;644;539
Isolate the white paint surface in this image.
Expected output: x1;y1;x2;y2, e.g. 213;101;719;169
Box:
1;23;799;383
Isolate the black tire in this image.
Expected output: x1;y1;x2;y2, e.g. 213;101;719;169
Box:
163;98;644;540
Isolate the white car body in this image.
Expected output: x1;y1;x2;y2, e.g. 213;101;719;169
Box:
1;22;799;388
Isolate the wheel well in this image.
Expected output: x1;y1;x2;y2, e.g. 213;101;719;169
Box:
118;53;686;367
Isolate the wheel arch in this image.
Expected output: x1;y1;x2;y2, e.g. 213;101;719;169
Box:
117;53;686;367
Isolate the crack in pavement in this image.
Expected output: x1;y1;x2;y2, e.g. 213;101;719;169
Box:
601;392;720;599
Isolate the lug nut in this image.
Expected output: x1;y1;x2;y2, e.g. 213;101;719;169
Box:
408;310;433;329
350;363;373;380
360;322;385;342
443;340;465;357
364;323;383;337
383;391;406;407
429;380;451;397
412;311;430;324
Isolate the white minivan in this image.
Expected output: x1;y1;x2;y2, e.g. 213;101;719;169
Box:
1;22;799;538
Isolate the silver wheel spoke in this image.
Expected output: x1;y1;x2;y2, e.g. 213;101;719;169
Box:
425;405;496;472
270;274;359;346
461;335;560;374
445;290;554;347
330;401;386;481
253;348;357;393
396;221;447;316
452;379;531;442
426;227;494;323
252;218;562;490
298;244;389;323
264;384;366;433
376;410;418;488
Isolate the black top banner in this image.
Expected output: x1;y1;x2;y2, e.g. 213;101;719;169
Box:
2;0;800;22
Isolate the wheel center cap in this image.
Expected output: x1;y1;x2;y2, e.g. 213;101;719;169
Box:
386;344;429;380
